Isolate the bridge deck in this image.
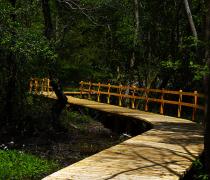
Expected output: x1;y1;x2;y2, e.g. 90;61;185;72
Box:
43;94;203;180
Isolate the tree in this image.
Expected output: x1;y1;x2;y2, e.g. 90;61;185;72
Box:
184;0;198;39
42;0;53;40
0;0;56;134
204;0;210;176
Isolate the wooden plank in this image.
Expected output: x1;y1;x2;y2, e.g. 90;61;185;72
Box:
42;94;204;180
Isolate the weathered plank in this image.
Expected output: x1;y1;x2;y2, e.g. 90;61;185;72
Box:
42;93;203;180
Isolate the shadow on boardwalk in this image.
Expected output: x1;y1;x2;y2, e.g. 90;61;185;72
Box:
42;96;203;180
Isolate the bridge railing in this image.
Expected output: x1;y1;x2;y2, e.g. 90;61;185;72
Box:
29;78;52;95
29;78;205;120
79;81;206;121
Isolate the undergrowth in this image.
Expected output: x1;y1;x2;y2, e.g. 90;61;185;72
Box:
0;150;59;180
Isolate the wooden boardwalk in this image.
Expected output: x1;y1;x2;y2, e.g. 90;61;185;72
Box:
43;93;204;180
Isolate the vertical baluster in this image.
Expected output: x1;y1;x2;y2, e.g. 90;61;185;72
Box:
192;91;198;121
35;79;38;94
97;82;101;102
160;88;164;115
88;81;92;99
44;78;47;92
119;84;122;106
131;86;136;109
29;78;33;93
177;90;183;118
41;79;44;94
80;81;84;98
145;88;149;111
47;78;50;95
107;83;111;104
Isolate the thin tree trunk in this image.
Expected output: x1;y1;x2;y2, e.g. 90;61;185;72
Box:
4;0;18;132
204;76;210;177
205;0;210;60
42;0;53;39
204;0;210;176
130;0;140;69
183;0;198;39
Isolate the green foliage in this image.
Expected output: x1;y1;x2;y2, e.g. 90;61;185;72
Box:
61;110;95;131
189;62;209;81
0;0;208;134
0;150;58;179
0;0;56;73
160;59;181;71
191;159;209;180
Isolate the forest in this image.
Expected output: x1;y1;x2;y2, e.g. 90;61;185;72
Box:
0;0;210;179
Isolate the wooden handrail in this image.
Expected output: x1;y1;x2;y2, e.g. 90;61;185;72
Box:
29;79;205;120
79;81;205;120
29;78;52;95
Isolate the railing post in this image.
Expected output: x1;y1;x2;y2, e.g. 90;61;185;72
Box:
145;88;149;111
192;91;198;121
35;79;38;94
119;84;122;106
29;78;33;93
41;79;44;94
80;81;84;97
177;90;182;118
107;83;111;104
97;82;101;102
47;78;50;95
131;86;136;109
88;81;92;99
160;88;164;115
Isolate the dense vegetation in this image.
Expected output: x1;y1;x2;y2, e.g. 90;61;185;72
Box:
1;0;210;178
0;149;58;179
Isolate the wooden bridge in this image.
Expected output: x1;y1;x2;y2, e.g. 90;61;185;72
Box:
30;79;204;180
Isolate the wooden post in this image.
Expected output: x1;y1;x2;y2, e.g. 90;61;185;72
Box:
45;78;48;91
41;79;44;94
88;81;92;99
43;78;45;92
131;86;136;109
107;83;111;104
119;85;122;106
97;82;101;102
192;91;198;121
29;78;33;93
145;88;149;111
47;78;50;95
35;79;38;94
177;90;183;118
80;81;84;98
160;88;164;115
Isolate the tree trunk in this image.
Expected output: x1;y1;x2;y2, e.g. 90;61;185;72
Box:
4;0;18;133
42;0;53;39
204;76;210;176
130;0;140;69
205;0;210;60
183;0;198;39
204;0;210;176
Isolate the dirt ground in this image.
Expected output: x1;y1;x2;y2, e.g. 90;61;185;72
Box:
1;118;129;170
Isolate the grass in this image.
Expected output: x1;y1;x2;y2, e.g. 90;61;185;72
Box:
0;149;59;180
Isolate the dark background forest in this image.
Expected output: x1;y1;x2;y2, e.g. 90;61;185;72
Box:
1;0;210;179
